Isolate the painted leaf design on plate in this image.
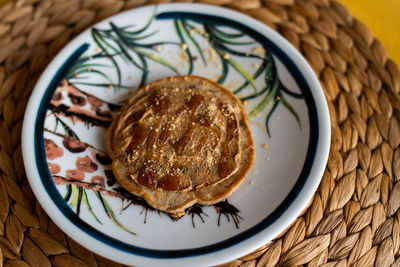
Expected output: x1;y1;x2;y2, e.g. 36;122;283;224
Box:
43;6;308;234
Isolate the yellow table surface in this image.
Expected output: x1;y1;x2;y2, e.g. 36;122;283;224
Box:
337;0;400;65
0;0;399;65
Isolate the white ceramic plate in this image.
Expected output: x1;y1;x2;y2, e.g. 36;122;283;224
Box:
22;3;330;266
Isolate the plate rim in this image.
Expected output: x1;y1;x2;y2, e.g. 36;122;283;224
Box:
22;3;331;266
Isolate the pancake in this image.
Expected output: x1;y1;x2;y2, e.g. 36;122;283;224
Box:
106;75;254;217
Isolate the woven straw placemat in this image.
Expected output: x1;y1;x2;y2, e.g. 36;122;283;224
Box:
0;0;399;266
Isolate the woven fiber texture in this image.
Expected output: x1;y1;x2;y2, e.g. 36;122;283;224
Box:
1;0;400;266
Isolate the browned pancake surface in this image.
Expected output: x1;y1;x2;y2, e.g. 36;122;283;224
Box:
106;75;254;216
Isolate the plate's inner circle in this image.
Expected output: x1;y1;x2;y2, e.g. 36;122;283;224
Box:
36;5;318;254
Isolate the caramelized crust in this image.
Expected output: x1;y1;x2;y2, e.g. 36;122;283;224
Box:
106;75;254;217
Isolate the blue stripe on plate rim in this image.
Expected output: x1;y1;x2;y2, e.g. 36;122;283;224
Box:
31;9;319;259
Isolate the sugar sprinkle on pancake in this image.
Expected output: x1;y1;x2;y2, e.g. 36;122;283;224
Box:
106;75;255;217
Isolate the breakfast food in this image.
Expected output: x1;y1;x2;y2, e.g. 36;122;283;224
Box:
106;75;254;217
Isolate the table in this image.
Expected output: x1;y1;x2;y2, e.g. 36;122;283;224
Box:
0;0;399;266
